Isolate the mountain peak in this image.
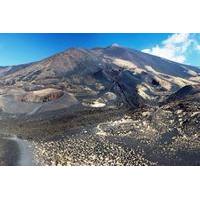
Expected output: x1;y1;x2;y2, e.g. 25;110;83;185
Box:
111;43;120;47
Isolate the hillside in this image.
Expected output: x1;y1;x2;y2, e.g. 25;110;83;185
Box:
0;45;200;166
0;45;200;116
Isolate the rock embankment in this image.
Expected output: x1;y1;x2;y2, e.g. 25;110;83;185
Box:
20;88;64;103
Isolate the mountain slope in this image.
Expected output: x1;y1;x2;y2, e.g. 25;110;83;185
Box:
93;46;200;77
165;84;200;103
1;45;200;166
0;45;200;116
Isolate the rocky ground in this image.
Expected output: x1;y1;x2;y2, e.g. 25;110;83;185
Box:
0;89;199;166
4;96;197;166
32;134;155;166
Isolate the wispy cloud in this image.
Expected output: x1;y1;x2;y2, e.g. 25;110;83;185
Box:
142;33;199;64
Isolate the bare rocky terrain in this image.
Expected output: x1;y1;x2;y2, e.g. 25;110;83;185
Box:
0;45;200;166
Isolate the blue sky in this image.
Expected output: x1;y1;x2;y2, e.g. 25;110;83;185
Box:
0;33;200;67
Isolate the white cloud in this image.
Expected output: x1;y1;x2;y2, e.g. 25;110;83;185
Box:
163;33;190;45
196;44;200;51
142;33;193;63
